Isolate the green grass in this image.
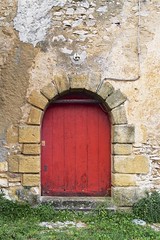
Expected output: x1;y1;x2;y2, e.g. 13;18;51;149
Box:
0;195;160;240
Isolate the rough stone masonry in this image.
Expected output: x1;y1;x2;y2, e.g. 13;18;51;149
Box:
0;0;160;207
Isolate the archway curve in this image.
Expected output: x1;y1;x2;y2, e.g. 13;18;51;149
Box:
18;73;135;199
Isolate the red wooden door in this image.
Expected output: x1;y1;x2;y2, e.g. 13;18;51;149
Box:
41;94;111;196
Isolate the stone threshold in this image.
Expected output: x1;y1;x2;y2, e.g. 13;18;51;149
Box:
39;196;116;211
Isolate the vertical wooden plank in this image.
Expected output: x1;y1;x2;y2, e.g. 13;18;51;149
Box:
87;105;99;194
98;109;111;195
51;105;65;193
75;104;88;194
64;104;76;193
41;106;54;195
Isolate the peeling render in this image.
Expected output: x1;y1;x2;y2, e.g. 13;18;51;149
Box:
14;0;67;46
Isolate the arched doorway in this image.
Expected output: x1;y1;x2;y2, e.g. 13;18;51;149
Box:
41;92;111;196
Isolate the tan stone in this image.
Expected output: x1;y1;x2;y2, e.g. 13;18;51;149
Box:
111;105;127;125
9;187;22;200
113;144;132;155
19;156;40;173
114;155;149;174
112;186;148;206
27;90;48;109
8;175;21;182
27;107;42;125
6;125;18;144
53;74;69;93
153;179;160;185
22;174;40;186
0;173;8;178
41;82;58;100
19;126;40;143
112;173;136;186
97;80;114;99
0;161;8;172
85;73;101;92
9;182;21;187
8;155;19;172
0;178;8;187
113;125;135;143
22;144;40;155
105;90;127;109
70;74;88;89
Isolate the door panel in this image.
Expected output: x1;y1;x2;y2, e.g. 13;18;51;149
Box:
41;97;111;196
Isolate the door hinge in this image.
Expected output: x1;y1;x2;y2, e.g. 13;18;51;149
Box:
41;140;45;146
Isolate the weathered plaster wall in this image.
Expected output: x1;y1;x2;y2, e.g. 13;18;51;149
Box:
0;0;160;204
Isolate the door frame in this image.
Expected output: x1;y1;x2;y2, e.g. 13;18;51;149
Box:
16;73;135;205
41;91;111;196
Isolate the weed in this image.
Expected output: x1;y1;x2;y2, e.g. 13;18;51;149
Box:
133;191;160;223
0;194;160;239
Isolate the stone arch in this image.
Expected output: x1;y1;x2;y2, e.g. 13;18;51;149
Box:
17;73;137;204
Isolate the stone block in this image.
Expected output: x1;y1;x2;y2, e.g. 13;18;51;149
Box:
8;174;21;182
112;173;136;186
22;144;40;155
105;90;127;109
53;74;69;93
114;155;149;174
85;73;101;92
0;178;8;187
113;125;135;143
0;161;8;172
19;156;40;173
111;105;127;125
27;90;48;110
22;174;40;186
8;186;22;200
27;107;42;125
41;82;58;100
19;126;40;143
9;182;21;187
70;74;88;89
8;155;19;172
113;144;132;155
97;80;114;99
112;186;148;206
0;173;7;178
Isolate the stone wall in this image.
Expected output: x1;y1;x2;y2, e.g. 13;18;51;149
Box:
0;0;160;206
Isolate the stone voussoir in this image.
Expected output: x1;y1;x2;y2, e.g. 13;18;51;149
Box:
97;80;114;100
114;155;149;174
113;125;135;143
19;126;40;143
105;89;127;110
70;74;88;89
111;105;127;125
41;82;58;100
53;73;70;93
27;90;48;110
85;72;101;93
27;107;42;125
22;174;40;186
